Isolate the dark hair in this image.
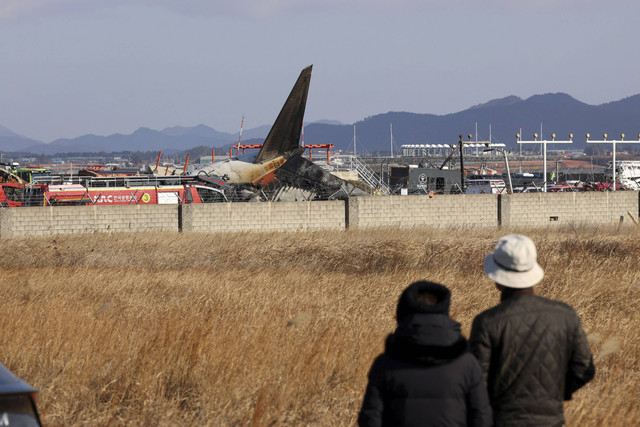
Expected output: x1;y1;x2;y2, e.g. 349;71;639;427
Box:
396;281;451;321
416;292;438;305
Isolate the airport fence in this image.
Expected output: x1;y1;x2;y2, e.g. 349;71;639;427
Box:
0;191;638;238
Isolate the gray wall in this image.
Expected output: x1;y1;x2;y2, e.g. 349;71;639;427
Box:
500;192;638;227
347;194;498;229
181;201;346;233
0;205;178;237
0;192;638;237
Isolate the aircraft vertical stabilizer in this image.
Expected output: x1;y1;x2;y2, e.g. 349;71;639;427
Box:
254;65;312;164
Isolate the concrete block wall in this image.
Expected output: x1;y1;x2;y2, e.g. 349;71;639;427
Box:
0;205;178;237
0;192;637;238
181;200;346;233
500;192;638;227
347;194;499;229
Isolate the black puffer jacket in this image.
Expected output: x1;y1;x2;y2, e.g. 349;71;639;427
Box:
469;294;595;427
358;282;492;427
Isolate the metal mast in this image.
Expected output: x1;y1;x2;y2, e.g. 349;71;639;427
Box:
353;124;357;156
390;123;393;158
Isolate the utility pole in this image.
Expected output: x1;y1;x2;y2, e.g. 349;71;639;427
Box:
458;134;474;193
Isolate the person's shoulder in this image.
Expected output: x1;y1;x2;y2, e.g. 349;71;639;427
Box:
531;295;580;317
366;352;393;380
451;352;484;380
470;305;505;339
456;351;482;367
472;302;506;323
369;351;406;373
477;294;577;317
370;352;393;368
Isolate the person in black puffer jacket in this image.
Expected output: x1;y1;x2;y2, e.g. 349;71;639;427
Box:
470;234;595;427
358;281;492;427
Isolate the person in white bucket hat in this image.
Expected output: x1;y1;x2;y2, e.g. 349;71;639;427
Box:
470;234;595;427
483;234;544;289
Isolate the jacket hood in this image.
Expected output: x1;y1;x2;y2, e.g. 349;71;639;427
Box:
386;313;468;365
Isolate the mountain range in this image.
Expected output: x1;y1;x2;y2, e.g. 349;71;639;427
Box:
2;93;640;155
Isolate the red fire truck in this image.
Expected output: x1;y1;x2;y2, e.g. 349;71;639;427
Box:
0;183;26;207
39;183;227;206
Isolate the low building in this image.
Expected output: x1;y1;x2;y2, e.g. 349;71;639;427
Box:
390;166;461;194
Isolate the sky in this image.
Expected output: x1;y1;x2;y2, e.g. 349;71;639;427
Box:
1;0;638;142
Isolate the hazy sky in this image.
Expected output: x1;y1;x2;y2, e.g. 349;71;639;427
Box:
1;0;638;142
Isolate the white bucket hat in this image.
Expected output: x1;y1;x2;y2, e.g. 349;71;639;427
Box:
484;234;544;289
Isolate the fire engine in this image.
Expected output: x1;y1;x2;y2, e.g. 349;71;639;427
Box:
0;182;25;207
40;184;227;206
0;182;227;207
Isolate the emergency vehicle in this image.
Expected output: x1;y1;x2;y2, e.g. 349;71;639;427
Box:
465;178;508;194
40;184;227;206
0;182;25;207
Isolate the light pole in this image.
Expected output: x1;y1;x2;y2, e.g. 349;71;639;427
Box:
517;131;573;192
458;135;465;192
586;133;640;191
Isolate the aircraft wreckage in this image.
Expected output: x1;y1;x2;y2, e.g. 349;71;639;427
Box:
0;66;368;207
186;65;368;201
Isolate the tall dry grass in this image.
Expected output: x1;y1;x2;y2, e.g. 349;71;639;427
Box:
0;226;638;425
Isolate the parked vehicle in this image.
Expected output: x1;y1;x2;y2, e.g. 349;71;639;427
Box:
0;183;25;207
0;182;228;207
547;183;573;192
40;184;227;206
14;168;51;184
0;363;42;426
584;182;622;191
465;178;507;194
512;186;543;193
605;161;640;190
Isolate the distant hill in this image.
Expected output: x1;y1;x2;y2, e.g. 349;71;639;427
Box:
160;124;232;139
468;96;523;110
0;125;19;137
304;93;640;153
23;125;238;155
0;125;45;152
1;95;639;154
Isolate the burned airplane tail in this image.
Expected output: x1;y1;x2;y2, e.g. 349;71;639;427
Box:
254;65;312;164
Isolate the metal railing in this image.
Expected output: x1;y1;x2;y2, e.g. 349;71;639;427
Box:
350;156;391;194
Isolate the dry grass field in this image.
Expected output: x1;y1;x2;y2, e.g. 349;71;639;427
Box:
1;226;638;425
